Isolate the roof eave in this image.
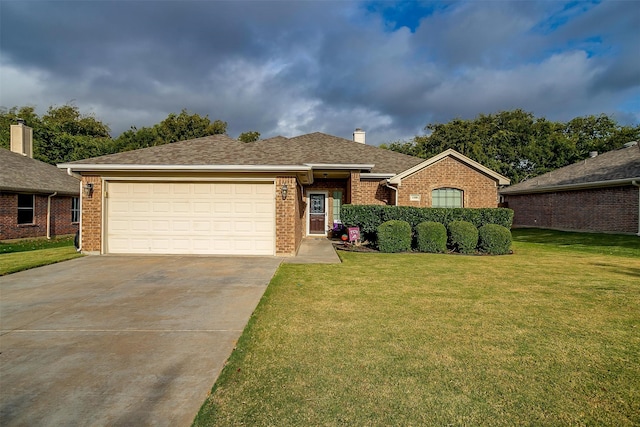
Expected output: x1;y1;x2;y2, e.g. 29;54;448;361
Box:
58;164;313;173
0;185;79;196
361;173;395;179
500;177;640;195
304;163;375;171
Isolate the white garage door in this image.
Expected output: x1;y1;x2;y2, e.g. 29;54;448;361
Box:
106;182;275;255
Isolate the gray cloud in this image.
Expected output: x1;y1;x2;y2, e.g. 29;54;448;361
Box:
0;0;637;145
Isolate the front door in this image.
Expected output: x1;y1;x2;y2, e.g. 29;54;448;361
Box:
308;193;326;235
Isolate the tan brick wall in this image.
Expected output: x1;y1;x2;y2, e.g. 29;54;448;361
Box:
80;176;102;253
397;157;499;208
276;176;299;256
504;186;639;234
294;181;304;252
348;171;362;204
359;179;392;205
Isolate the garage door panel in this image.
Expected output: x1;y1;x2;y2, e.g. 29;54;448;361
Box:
107;182;275;255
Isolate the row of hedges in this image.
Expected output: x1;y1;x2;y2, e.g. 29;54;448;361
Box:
341;205;514;235
378;220;512;255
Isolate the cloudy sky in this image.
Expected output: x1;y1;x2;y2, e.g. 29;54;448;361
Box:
1;0;638;145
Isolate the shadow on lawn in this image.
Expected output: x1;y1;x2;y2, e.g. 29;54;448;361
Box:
591;262;640;278
512;228;640;250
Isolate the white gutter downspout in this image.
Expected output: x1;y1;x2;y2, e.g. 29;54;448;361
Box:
46;192;57;239
633;180;640;236
384;181;398;206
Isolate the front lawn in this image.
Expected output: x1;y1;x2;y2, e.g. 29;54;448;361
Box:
0;237;82;275
194;232;640;426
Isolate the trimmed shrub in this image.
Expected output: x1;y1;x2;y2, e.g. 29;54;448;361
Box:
478;224;512;255
416;221;447;253
377;220;412;253
341;205;513;233
447;220;478;254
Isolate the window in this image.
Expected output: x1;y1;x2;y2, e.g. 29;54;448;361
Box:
71;197;80;223
332;191;342;223
432;188;463;208
17;194;35;224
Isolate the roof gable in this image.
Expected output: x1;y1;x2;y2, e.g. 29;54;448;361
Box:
389;149;510;186
501;144;640;194
0;148;80;195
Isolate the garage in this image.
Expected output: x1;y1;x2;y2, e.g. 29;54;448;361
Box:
105;181;275;255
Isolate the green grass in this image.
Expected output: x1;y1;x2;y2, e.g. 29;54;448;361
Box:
0;239;82;275
0;235;76;254
194;232;640;426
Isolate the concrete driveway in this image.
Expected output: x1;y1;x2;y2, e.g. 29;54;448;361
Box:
0;255;281;426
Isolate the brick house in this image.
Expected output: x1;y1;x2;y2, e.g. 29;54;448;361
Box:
60;130;509;256
1;122;80;240
500;142;640;235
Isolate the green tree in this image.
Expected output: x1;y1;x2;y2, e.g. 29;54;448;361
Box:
384;110;639;184
0;104;115;164
238;131;260;142
113;109;227;151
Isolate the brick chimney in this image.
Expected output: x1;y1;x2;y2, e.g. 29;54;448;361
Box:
10;119;33;158
353;128;365;144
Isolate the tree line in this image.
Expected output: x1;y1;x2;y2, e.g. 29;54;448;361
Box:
0;105;260;165
382;110;639;184
2;105;637;184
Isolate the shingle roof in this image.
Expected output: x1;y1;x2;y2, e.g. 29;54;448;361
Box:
65;132;424;174
0;148;80;195
501;143;640;194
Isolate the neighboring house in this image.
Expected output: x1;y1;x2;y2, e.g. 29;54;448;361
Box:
60;130;509;256
1;121;80;240
500;142;640;235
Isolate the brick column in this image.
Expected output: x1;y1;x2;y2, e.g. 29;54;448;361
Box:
81;176;102;253
275;176;299;256
349;171;361;204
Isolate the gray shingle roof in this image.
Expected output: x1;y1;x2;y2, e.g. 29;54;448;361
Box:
501;143;640;194
0;148;80;195
66;132;424;174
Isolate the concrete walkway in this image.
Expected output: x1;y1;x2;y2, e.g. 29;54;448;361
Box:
0;256;281;427
284;238;341;264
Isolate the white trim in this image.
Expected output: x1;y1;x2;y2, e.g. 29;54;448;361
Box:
304;163;375;170
101;176;277;182
101;178;106;255
59;164;312;173
361;173;395;179
388;149;510;186
306;190;328;236
500;177;640;195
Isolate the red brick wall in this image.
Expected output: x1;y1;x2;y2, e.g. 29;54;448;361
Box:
504;186;639;234
81;176;102;252
0;193;78;240
397;157;499;207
